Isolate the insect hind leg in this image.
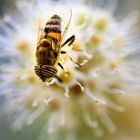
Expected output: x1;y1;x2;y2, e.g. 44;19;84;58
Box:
61;35;75;47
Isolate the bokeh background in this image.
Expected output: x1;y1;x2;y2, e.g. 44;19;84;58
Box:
0;0;140;140
0;0;140;16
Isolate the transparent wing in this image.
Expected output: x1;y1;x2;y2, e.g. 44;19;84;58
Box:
60;7;72;44
36;15;44;47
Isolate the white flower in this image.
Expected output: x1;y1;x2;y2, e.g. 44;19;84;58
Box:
0;0;140;140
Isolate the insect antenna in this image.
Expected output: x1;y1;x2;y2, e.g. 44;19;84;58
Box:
61;35;75;47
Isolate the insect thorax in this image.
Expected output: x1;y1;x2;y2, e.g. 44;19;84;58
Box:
36;44;57;66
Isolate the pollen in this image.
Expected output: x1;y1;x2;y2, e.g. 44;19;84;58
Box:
75;13;86;26
58;68;73;84
95;17;107;31
109;59;120;70
114;35;126;48
16;40;30;52
47;99;60;111
23;68;37;84
1;1;140;140
89;33;102;47
26;73;37;84
70;85;83;96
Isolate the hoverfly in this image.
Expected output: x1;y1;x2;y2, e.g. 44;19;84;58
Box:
34;9;75;83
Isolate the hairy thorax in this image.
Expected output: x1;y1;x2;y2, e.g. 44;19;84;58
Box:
36;45;56;66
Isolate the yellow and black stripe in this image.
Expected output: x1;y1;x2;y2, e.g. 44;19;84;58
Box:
34;65;57;82
34;65;41;78
44;14;61;43
41;65;57;78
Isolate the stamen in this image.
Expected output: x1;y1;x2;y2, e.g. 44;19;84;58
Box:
79;59;89;66
83;51;93;59
85;89;106;104
47;113;59;134
44;97;53;106
76;81;85;92
45;78;56;86
60;107;65;125
109;89;126;95
94;127;104;137
32;100;38;107
60;55;65;63
27;107;45;126
85;114;98;128
64;87;70;98
106;100;124;112
99;111;116;134
47;116;55;133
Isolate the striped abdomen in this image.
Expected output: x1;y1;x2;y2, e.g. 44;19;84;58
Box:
34;65;57;82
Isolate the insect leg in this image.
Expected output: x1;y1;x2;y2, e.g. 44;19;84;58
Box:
61;35;75;47
55;75;63;82
58;62;64;70
61;51;67;54
58;62;70;78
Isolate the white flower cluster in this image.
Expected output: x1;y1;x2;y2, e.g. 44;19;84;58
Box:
0;0;140;140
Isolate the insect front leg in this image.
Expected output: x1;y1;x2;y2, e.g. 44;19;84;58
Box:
61;35;82;67
58;62;64;70
61;35;75;47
